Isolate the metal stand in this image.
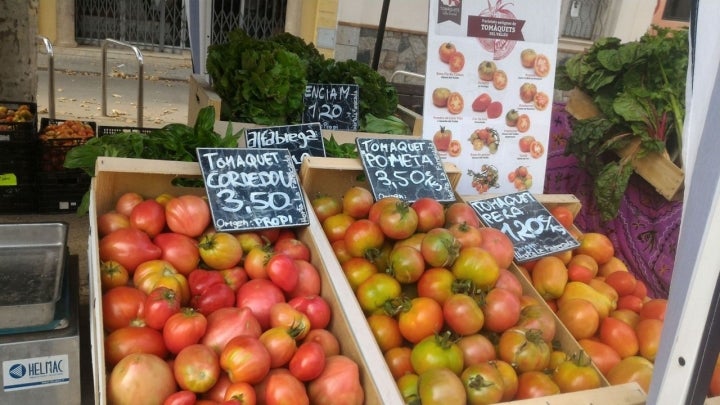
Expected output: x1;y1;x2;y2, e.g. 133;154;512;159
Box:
37;36;55;119
101;39;144;127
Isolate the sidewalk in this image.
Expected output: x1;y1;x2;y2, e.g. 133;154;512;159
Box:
35;45;196;128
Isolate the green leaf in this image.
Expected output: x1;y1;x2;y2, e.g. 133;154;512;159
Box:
593;161;634;221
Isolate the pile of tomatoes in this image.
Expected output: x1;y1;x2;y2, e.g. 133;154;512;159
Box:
97;192;364;405
311;187;604;404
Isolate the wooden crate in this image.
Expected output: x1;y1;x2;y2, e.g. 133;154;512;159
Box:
88;157;402;405
188;74;221;126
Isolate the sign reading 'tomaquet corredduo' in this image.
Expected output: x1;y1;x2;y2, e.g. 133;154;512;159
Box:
424;0;562;196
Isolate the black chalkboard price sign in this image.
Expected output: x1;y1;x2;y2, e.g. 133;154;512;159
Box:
245;123;326;171
467;191;580;263
196;147;310;232
355;137;456;203
303;83;359;131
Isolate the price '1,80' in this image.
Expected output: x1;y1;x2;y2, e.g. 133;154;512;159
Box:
306;103;344;121
216;189;293;213
374;169;443;191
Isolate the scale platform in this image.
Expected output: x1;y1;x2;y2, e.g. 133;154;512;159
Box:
0;255;81;404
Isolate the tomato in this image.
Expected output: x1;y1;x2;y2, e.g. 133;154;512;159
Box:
486;101;503;119
154;232;201;275
303;329;341;357
356;272;402;314
639;298;668;321
611;308;641;328
617;294;644;313
438;42;456;63
264;253;299;293
257;368;309;405
432;126;452;151
100;227;163;273
378;201;419;240
273;237;310;261
397;373;419;403
516;114;531;133
133;260;191;305
102;285;147;332
445;202;480;228
492;69;508;90
447;222;483;249
288;295;330;330
344;219;385;258
498;328;551;372
98;211;130;237
482;287;521;333
606;356;654;393
260;327;299;368
548;205;574;229
575;232;615;265
199;232;243;270
307;355;364;405
578;338;622;376
107;353;176;405
221;335;271;384
493;359;519;401
515;370;560;399
448;139;462;157
533;53;551;77
289;341;326;382
600;316;639;358
231;279;282;331
269;302;310;339
223;381;256;404
115;192;144;217
556;298;600;340
202;373;232;403
471;93;492;113
531;256;568;300
533;91;550;111
448;51;465;72
163;390;197;405
201;307;262;355
368;197;402;223
446;92;464;114
367;313;402;353
411;332;464;375
632;279;649;299
189;268;225;296
478;227;515;269
516;303;557;343
174;344;221;393
451;246;500;291
332;239;353;264
387;245;425;284
417;367;467;405
144;286;182;330
165;195;211;238
494;268;523;297
457;334;496;366
461;362;504;404
289;261;319;296
129;199;166;238
341;257;378;291
635;318;663;361
529;140;545;158
105;325;168;367
192;282;236;316
443;293;484;336
552;352;602;393
243;246;273;280
100;260;130;292
519;82;537;103
421;228;461;268
384;346;413;379
394;296;444;344
163;307;207;354
411;197;446;232
415;267;454;305
235;231;264;256
311;194;343;223
520;48;537;68
342;186;374;219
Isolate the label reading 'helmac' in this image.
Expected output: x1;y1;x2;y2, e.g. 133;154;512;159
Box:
3;354;70;392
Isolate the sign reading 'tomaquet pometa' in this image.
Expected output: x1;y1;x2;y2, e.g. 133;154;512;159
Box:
355;137;455;203
196;147;309;232
467;190;578;262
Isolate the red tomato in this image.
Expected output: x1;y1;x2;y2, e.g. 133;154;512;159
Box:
257;368;309;405
100;260;130;292
153;232;201;276
482;287;521;333
516;303;557;343
342;186;374;219
606;356;654;393
264;253;299;293
494;268;523;297
188;268;225;296
368;197;402;224
201;307;262;355
144;286;181;330
498;328;551;373
243;246;273;280
367;313;403;352
165;194;211;238
387;245;425;284
448;51;465;72
307;355;364;405
286;258;321;299
289;341;326;382
478;227;515;270
416;267;456;305
552;352;602;392
639;298;668;321
343;219;386;258
421;228;461;268
605;271;638;297
461;362;505;404
130;199;166;237
163;308;208;355
99;227;163;273
220;335;271;384
174;344;221;393
105;325;168;367
102;285;146;332
378;201;419;240
223;381;256;404
451;246;500;291
311;194;343;223
98;211;130;237
578;338;622;375
384;346;413;380
235;279;286;330
303;329;341;357
220;267;249;292
457;333;496;366
556;298;600;340
443;293;485;336
115;192;144;217
268;302;310;340
199;232;243;270
259;327;299;368
447;222;483;249
133;259;191;305
288;295;331;330
515;370;560;399
396;296;444;344
192;282;236;316
600;316;639;358
410;332;464;375
444;202;480;228
549;206;574;229
273;237;310;261
163;390;197;405
202;373;233;403
635;318;663;361
107;353;176;405
411;197;446;232
355;273;402;314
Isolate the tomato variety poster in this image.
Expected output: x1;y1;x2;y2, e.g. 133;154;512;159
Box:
423;0;562;196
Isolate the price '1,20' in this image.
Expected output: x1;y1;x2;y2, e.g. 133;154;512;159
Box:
306;102;344;121
374;169;443;191
215;189;293;213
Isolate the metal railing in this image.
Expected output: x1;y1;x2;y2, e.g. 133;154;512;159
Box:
101;38;144;127
37;35;55;119
390;70;426;84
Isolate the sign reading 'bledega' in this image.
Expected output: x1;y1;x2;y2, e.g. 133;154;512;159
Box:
245;123;325;171
196;147;309;232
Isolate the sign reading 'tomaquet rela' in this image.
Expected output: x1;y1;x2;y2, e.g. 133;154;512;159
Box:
467;190;579;262
355;137;456;203
245;123;326;171
302;83;360;131
196;147;309;232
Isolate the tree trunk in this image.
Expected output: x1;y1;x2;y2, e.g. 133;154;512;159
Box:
0;0;38;102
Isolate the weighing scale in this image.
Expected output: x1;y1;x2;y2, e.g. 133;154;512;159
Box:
0;243;81;404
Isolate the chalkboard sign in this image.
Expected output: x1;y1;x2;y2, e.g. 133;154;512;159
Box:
355;137;456;203
303;83;359;131
245;123;326;171
468;191;579;263
196;147;310;232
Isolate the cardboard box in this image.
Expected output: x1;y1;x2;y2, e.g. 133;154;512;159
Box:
88;157;403;404
299;158;648;403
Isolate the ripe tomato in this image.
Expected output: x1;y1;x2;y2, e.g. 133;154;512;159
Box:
115;192;144;217
260;327;299;368
448;51;465;72
635;318;663;361
164;194;211;238
421;228;461;268
368;196;402;223
264;253;299;293
515;370;560;399
552;352;602;392
235;279;286;330
411;332;464;375
273;237;310;261
163;390;196;405
492;69;508;90
107;353;176;405
457;334;496;366
533;54;551;77
201;307;262;355
493;360;519;401
416;267;456;305
606;356;654;393
446;92;464;114
269;302;310;340
578;338;622;375
220;335;272;384
98;211;130;237
133;259;191;305
153;232;201;275
531;256;568;300
104;325;168;367
102;285;146;332
219;266;248;292
447;222;483;249
549;205;574;229
163;307;207;354
344;219;385;258
438;42;457;63
311;194;343;223
516;303;557;343
516;114;531;133
129;199;166;237
144;286;181;330
198;232;243;270
235;231;264;255
498;328;551;373
341;257;379;291
384;346;413;380
600;316;639;358
355;273;401;314
100;227;163;273
556;298;600;340
288;295;331;330
387;245;425;284
100;260;130;292
257;368;309;405
462;362;505;404
444;202;481;228
378;201;419;240
494;268;523;297
443;293;484;336
478;227;515;269
482;287;521;333
303;329;341;357
529;140;545;158
174;344;221;393
243;246;273;280
307;355;364;405
395;296;444;344
342;186;374;219
411;197;446;232
639;298;668;321
575;232;615;265
289;341;326;382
